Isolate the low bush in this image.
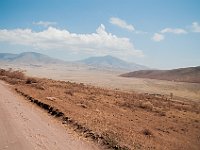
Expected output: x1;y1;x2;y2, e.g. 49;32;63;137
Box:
137;101;154;111
65;89;74;96
26;77;37;84
142;129;153;137
0;68;25;80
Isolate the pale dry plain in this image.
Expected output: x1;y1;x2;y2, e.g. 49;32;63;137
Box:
1;62;200;101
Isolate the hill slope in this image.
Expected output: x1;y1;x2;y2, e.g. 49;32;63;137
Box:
0;52;64;64
121;66;200;83
0;53;18;60
78;55;148;71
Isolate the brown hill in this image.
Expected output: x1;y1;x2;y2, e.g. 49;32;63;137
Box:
121;66;200;83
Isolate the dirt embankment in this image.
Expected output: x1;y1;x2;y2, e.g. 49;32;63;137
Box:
1;68;200;150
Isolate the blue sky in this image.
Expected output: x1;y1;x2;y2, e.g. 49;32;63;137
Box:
0;0;200;69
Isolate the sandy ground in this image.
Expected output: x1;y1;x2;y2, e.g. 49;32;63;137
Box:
1;67;200;149
2;63;199;101
11;75;200;150
0;81;101;150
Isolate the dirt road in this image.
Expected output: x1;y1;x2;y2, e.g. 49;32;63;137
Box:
0;81;100;150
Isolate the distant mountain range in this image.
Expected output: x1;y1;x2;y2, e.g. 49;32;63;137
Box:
0;52;148;71
1;52;199;83
78;55;148;71
0;53;18;60
121;66;200;83
0;52;64;64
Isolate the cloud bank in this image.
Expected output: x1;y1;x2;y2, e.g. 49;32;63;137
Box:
109;17;135;31
0;24;143;57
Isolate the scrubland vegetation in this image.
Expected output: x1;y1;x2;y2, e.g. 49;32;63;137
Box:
0;68;200;150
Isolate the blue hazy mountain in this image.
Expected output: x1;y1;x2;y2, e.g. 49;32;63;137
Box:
0;52;64;64
78;55;148;71
0;52;148;71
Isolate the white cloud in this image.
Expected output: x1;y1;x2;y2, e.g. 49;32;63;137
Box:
0;24;144;57
191;22;200;32
152;33;165;42
160;28;187;34
152;27;187;42
109;17;135;31
33;21;57;27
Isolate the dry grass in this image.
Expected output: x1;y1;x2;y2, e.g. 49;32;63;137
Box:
0;68;25;80
138;101;154;111
1;68;200;150
0;69;25;84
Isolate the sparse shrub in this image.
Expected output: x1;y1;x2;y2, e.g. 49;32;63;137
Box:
4;77;21;84
0;68;25;80
8;70;25;80
118;101;135;111
0;69;25;84
157;111;166;116
79;82;84;86
33;84;45;90
191;104;200;114
106;91;113;96
65;89;74;96
154;107;166;116
0;69;6;76
26;77;37;84
102;132;118;148
138;101;154;111
142;129;153;137
173;104;192;112
170;92;173;99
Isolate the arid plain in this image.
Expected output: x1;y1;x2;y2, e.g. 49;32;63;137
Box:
0;62;200;149
2;62;200;101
